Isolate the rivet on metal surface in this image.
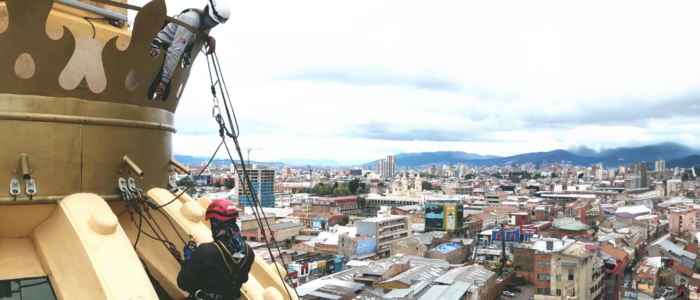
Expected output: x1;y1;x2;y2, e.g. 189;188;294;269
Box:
12;169;17;174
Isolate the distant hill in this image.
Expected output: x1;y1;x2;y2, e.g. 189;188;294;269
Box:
667;155;700;169
366;151;500;167
173;154;331;167
173;155;208;166
365;143;700;168
595;143;697;162
272;158;341;166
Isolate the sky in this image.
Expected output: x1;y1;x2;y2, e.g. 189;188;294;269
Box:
131;0;700;165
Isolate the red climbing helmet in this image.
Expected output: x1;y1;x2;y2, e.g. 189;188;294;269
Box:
205;199;239;221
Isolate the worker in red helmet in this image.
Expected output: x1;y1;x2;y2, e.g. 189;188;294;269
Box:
177;200;254;300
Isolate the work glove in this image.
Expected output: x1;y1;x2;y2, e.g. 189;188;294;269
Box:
183;245;194;261
183;235;198;261
150;39;162;58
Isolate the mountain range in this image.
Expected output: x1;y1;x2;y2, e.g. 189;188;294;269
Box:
174;143;700;169
364;143;700;169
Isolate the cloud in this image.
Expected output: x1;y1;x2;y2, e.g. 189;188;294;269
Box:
281;68;461;92
128;0;700;162
343;120;496;142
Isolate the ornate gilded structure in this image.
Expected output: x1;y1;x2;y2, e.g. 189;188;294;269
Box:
0;0;297;299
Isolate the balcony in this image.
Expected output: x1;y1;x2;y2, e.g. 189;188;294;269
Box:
561;261;578;267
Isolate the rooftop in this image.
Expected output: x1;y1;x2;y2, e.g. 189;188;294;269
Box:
433;264;495;286
360;215;409;223
614;205;652;216
269;222;304;230
418;281;471;300
633;261;660;279
600;242;629;262
379;263;447;285
430;243;462;254
297;279;365;299
413;231;449;245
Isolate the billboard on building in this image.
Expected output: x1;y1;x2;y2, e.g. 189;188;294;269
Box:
426;203;465;231
425;204;445;230
445;204;456;230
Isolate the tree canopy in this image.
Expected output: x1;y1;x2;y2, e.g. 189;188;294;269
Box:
312;179;367;197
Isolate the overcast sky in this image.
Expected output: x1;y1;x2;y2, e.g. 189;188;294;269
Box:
131;0;700;165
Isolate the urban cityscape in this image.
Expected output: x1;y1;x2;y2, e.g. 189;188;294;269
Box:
172;144;700;300
6;0;700;299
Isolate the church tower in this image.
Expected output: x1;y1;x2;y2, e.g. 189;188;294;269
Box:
414;173;423;192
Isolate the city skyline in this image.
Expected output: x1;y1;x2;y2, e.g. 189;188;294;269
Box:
133;1;700;163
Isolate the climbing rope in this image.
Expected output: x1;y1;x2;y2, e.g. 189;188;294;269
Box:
121;178;183;264
204;51;300;300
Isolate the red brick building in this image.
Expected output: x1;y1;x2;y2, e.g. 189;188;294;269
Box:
534;253;552;295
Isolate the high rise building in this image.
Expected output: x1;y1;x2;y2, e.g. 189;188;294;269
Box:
459;164;468;177
429;165;436;175
640;162;648;188
633;162;638;174
619;164;629;175
377;160;386;177
386;155;396;178
655;159;666;171
595;168;604;180
238;169;275;207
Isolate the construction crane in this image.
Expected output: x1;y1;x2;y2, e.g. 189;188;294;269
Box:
246;148;260;168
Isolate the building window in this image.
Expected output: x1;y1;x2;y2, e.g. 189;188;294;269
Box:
537;288;543;294
568;274;574;281
538;259;543;266
556;289;561;296
545;260;551;267
556;275;561;282
546;241;554;250
537;274;543;281
545;274;551;281
545;288;550;295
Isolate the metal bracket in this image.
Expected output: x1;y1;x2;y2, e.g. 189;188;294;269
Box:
10;179;20;201
127;177;145;199
168;176;178;193
118;178;129;201
25;179;36;200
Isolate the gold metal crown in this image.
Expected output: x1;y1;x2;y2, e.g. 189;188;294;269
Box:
0;0;202;113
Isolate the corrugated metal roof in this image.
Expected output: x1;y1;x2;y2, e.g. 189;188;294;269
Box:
418;281;471;300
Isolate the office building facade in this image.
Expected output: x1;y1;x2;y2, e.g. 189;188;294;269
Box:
238;169;275;207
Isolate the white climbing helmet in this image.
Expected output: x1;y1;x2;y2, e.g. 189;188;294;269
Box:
207;0;231;24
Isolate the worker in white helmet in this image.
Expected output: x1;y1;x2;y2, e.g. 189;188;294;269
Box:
148;0;231;101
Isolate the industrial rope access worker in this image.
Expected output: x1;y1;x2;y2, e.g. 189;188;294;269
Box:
177;200;255;300
148;0;231;101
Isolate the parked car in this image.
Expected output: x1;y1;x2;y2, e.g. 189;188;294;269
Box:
503;291;516;297
506;283;521;293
